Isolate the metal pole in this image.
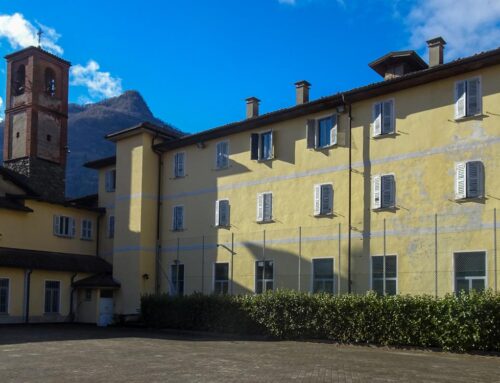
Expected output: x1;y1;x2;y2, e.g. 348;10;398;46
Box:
263;230;266;293
435;213;438;298
201;235;205;294
176;237;180;295
338;223;341;295
494;208;497;293
298;226;302;292
231;233;234;295
383;218;386;296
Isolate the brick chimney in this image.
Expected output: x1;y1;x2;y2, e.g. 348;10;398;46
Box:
426;37;446;67
246;97;260;119
295;80;311;105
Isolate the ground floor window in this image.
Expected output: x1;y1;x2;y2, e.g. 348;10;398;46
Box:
0;279;9;314
255;260;274;294
454;251;486;293
312;258;334;293
371;255;397;295
213;263;229;295
171;264;184;296
44;281;60;313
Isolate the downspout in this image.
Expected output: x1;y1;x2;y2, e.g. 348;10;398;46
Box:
69;273;77;322
152;134;163;295
342;94;353;294
24;269;32;323
95;212;103;258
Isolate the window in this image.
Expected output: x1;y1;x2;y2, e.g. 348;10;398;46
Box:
214;263;229;295
255;260;273;294
455;77;481;119
53;215;76;238
171;264;184;296
108;215;115;238
372;174;395;209
455;252;486;293
174;152;185;178
372;99;395;137
172;206;184;231
44;281;60;313
215;141;229;169
314;184;333;216
0;279;9;314
81;219;92;240
14;65;25;95
250;131;274;161
307;115;338;149
257;192;273;222
105;169;116;192
313;258;334;293
44;67;56;97
85;289;92;302
455;161;484;200
371;255;397;295
215;199;230;227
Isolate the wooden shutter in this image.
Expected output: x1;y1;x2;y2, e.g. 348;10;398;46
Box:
178;207;184;230
372;103;382;137
256;193;264;222
314;185;321;216
373;175;381;209
53;215;60;235
321;184;333;214
382;100;394;134
467;78;481;116
220;200;229;226
466;161;484;198
178;153;185;177
222;142;229;168
105;171;111;191
215;200;220;226
381;175;395;208
250;134;259;160
330;115;338;145
306;119;316;149
455;162;467;199
455;81;466;119
263;193;272;221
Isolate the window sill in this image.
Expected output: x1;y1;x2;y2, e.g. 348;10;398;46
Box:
256;219;274;224
455;196;484;202
454;113;485;122
312;144;337;151
215;225;231;229
213;166;230;171
171;229;186;232
372;206;396;212
256;157;274;163
106;190;116;193
54;234;75;239
372;132;397;139
80;237;93;241
314;213;334;218
171;175;187;180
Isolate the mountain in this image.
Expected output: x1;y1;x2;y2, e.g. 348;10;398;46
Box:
0;91;183;197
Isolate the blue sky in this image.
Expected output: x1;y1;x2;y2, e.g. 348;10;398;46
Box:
1;0;500;133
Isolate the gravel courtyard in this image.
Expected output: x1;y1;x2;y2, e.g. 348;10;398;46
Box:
0;325;498;383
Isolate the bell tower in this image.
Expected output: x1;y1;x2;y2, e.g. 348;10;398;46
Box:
2;46;70;201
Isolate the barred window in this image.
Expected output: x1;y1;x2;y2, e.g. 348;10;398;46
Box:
255;260;274;294
213;263;229;295
171;264;184;296
44;281;60;314
371;255;397;296
312;258;334;293
454;252;486;293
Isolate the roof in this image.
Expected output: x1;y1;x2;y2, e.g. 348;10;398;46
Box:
106;121;184;142
67;194;99;208
154;45;500;152
368;50;428;77
8;194;105;213
0;247;112;273
0;166;39;196
73;273;120;289
4;46;71;66
0;197;33;212
84;156;116;169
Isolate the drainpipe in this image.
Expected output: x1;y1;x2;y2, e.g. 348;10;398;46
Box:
152;134;164;295
24;269;32;323
95;212;103;258
342;94;353;294
69;273;77;322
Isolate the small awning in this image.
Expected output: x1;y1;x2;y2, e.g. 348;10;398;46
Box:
73;273;121;289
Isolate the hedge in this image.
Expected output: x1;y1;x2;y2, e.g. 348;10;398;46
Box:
141;290;500;352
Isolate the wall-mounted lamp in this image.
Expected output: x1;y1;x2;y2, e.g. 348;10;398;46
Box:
196;141;206;149
142;273;149;280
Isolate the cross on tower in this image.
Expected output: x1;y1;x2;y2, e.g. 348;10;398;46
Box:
37;29;43;47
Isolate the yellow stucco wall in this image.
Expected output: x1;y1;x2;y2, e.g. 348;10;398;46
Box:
97;165;116;264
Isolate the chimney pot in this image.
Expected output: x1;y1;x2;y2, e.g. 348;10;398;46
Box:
246;97;260;119
295;80;311;105
426;36;446;67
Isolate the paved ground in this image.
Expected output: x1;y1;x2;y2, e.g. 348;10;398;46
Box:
0;325;499;383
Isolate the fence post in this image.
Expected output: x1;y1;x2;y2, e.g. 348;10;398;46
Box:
263;229;266;293
176;237;180;295
435;213;438;298
383;218;386;296
494;208;497;293
338;222;341;295
201;235;205;294
231;232;234;295
298;226;302;292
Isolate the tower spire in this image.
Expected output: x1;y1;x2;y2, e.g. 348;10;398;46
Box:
37;28;43;47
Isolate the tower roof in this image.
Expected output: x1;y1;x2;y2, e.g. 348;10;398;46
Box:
4;46;71;66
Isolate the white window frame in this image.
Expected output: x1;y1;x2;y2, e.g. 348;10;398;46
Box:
215;140;230;169
107;215;115;239
454;76;482;119
372;98;395;137
254;260;274;294
215;199;230;228
313;183;334;216
251;131;274;161
53;215;76;238
256;192;273;223
105;169;116;192
311;258;335;294
370;255;398;296
454;160;484;200
44;280;61;314
81;219;93;241
172;205;184;231
173;152;186;178
213;262;230;295
0;278;10;315
307;114;338;149
452;250;487;293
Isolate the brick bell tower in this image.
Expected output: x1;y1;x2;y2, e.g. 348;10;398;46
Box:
2;47;70;201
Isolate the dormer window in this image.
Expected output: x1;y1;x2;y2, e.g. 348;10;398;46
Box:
45;67;56;97
14;65;26;95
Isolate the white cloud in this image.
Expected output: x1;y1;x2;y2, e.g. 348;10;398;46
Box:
277;0;345;6
405;0;500;59
278;0;296;4
0;13;63;55
0;96;4;122
70;60;123;101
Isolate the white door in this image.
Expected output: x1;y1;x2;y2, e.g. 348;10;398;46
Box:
98;297;114;327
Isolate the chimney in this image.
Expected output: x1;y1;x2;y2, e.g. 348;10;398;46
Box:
295;80;311;105
426;37;446;67
246;97;260;119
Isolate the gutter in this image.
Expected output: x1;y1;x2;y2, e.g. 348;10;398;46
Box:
69;273;78;322
342;94;353;294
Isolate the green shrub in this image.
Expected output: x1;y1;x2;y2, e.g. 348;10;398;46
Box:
140;290;500;352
